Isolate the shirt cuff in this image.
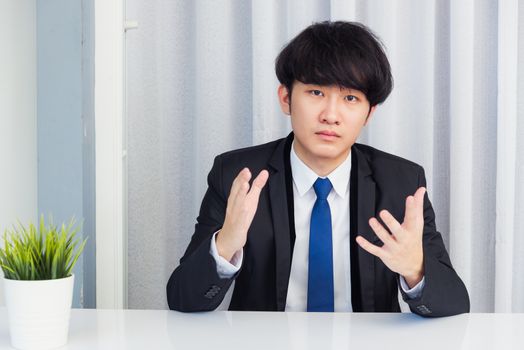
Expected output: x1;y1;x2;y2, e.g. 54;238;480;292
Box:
209;231;243;279
399;275;425;299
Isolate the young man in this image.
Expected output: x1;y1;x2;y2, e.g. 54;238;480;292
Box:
167;21;469;316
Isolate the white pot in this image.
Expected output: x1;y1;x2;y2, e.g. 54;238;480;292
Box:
3;274;74;350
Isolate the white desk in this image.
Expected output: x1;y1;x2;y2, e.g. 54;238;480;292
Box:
0;308;523;349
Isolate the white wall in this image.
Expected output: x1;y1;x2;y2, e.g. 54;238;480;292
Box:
0;0;38;305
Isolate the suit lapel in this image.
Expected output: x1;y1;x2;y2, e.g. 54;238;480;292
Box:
268;134;294;311
350;144;378;312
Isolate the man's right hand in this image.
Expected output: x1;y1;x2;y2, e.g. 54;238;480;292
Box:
215;168;269;261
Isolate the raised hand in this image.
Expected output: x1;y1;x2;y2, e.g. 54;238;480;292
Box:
356;187;426;288
216;168;269;261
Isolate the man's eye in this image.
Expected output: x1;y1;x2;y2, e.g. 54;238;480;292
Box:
310;90;324;96
345;95;358;102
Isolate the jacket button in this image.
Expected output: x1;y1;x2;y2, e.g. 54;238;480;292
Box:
417;305;431;314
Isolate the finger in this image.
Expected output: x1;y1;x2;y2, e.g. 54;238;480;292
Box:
234;171;252;203
229;168;251;203
247;170;269;200
412;187;426;227
404;187;426;229
379;210;403;237
403;195;417;228
369;217;395;245
356;236;385;259
414;187;426;209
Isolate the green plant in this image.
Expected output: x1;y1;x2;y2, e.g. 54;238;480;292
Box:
0;216;87;280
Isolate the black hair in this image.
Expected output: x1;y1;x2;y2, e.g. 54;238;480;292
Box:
275;21;393;107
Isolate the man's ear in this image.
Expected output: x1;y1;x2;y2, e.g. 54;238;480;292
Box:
277;84;291;115
364;105;377;126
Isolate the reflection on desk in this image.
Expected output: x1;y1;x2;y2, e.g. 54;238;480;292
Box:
0;308;523;349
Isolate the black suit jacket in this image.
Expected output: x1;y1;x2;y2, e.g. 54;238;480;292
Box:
167;133;470;316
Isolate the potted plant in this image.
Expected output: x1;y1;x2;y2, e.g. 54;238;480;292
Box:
0;216;86;350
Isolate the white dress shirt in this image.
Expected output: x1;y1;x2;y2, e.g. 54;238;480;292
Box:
210;143;425;311
286;144;353;311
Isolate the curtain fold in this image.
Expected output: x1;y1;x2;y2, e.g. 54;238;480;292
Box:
125;0;523;312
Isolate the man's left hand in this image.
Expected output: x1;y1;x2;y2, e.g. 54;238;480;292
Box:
356;187;426;289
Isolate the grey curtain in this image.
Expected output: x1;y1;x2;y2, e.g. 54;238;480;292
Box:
125;0;524;312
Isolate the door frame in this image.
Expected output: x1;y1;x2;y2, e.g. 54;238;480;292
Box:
94;0;127;309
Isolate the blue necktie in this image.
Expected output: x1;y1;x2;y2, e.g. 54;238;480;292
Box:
307;178;334;312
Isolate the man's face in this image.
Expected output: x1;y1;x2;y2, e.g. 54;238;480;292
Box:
278;81;376;174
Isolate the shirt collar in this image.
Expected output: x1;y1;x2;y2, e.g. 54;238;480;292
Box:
290;141;351;198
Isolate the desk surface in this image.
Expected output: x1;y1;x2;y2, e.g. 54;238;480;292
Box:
1;308;523;349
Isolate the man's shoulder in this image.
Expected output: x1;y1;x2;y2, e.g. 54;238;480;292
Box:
218;138;285;162
353;143;423;173
212;137;288;177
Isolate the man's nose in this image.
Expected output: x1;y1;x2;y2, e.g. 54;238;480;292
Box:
320;98;340;125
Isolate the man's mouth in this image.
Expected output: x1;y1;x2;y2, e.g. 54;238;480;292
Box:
316;130;340;137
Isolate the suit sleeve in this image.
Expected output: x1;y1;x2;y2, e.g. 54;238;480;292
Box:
399;166;470;317
166;155;240;312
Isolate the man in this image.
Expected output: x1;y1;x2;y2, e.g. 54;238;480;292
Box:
166;21;470;317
